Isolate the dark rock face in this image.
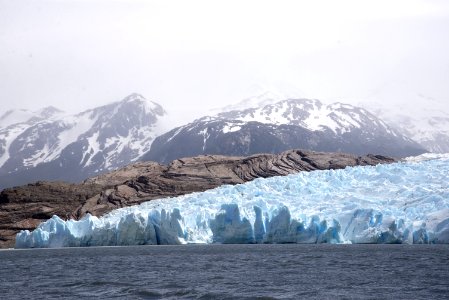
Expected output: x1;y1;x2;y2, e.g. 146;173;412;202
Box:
0;149;396;248
0;182;104;248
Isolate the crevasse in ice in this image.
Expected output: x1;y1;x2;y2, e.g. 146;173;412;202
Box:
15;153;449;248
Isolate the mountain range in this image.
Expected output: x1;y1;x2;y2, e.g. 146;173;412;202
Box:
1;92;444;189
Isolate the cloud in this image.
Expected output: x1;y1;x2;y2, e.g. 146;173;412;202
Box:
0;0;448;125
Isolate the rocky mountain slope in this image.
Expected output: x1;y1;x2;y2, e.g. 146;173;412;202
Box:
0;94;167;189
143;98;425;164
0;149;395;248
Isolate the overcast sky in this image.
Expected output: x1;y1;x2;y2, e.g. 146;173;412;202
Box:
1;0;448;124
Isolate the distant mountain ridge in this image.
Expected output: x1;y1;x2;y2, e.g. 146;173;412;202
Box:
218;98;397;134
0;92;432;189
367;107;449;153
356;90;449;153
143;97;425;164
215;91;289;113
0;93;167;189
221;92;449;153
0;106;64;128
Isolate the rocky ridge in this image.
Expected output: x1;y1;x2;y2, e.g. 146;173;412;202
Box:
0;149;396;248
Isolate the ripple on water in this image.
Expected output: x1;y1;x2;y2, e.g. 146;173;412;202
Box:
0;244;448;299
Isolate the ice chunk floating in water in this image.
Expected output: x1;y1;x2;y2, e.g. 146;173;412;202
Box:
16;154;449;248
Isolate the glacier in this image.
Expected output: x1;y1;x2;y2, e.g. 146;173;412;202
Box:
15;153;449;248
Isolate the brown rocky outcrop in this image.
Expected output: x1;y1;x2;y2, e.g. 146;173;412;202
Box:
0;149;396;248
0;182;104;248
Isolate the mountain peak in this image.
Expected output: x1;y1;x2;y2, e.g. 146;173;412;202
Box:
218;91;291;113
37;106;64;118
118;93;165;116
122;93;146;103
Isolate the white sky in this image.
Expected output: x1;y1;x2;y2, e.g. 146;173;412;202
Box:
1;0;449;125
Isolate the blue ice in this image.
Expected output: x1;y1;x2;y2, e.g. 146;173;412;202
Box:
15;153;449;248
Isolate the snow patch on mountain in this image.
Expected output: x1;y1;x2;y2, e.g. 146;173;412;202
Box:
222;123;242;133
198;128;210;151
303;101;341;132
48;113;99;164
0;124;28;168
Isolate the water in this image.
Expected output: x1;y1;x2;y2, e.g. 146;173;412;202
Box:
1;244;448;299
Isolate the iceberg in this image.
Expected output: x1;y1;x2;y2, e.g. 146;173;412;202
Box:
15;153;449;248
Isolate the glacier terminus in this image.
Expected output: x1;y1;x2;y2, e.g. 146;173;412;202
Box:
15;153;449;248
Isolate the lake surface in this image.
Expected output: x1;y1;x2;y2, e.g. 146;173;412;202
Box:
1;244;448;299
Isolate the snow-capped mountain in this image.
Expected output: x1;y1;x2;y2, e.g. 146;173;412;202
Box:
365;107;449;153
219;99;399;135
357;91;449;153
0;93;167;189
0;106;65;169
143;97;425;164
387;115;449;153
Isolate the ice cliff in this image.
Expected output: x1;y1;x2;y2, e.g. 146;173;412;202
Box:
16;153;449;248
